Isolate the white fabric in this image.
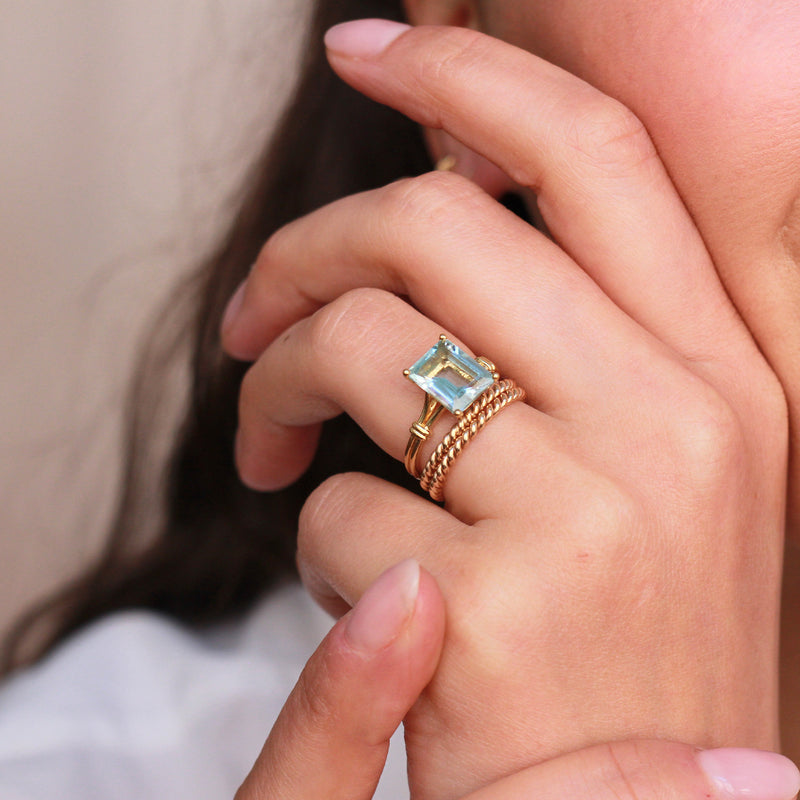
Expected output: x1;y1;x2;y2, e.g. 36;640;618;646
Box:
0;584;408;799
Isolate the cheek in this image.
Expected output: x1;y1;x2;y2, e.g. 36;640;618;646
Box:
481;0;800;266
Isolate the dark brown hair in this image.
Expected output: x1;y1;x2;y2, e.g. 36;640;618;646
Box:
1;0;430;673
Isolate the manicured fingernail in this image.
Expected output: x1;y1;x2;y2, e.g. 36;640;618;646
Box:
344;559;420;653
324;19;411;59
697;748;800;800
221;280;246;336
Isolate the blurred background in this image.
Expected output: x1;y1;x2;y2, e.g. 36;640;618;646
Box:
0;1;309;640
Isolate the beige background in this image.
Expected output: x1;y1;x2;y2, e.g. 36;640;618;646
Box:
0;1;309;640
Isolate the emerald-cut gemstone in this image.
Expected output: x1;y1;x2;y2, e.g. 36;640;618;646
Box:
405;338;493;413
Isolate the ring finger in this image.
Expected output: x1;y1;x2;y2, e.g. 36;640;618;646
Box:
236;288;548;520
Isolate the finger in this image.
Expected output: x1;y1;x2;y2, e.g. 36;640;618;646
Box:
222;170;638;418
460;740;800;800
296;473;467;614
235;559;445;800
235;288;548;519
323;21;749;361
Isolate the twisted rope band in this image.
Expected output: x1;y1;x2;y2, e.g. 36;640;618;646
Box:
420;381;526;501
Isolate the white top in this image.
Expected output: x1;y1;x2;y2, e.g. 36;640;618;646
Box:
0;584;408;799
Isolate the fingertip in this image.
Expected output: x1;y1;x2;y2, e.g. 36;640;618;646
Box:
221;281;268;363
697;748;800;800
344;559;421;653
235;423;321;492
221;280;246;344
324;19;411;60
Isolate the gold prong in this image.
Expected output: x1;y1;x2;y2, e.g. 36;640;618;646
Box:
403;369;410;377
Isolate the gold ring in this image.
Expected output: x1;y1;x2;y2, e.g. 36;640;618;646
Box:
404;335;498;478
403;335;522;490
421;381;525;501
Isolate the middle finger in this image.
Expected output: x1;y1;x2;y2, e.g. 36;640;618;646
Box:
225;170;650;417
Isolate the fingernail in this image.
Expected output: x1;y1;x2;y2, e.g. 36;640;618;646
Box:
324;19;411;59
344;559;420;653
221;280;246;336
697;748;800;800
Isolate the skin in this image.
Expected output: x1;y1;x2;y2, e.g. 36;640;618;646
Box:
470;0;800;536
467;0;800;759
236;561;800;800
221;1;800;797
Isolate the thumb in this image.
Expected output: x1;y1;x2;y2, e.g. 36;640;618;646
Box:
235;559;445;800
464;740;800;800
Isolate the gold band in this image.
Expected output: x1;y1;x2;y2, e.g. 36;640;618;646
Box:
403;392;447;478
417;379;515;487
435;154;457;172
420;380;526;501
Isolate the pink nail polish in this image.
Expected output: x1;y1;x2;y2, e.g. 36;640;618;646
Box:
324;19;411;59
344;559;420;653
697;748;800;800
221;280;246;336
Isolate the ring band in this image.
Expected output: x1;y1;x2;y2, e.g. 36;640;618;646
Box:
421;381;525;501
417;379;516;487
404;336;524;499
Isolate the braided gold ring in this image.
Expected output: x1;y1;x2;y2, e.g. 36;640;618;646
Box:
403;336;525;499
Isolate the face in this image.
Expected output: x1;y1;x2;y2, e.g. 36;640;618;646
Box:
474;0;800;533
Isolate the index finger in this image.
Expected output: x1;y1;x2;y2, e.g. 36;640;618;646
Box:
324;20;750;363
236;560;445;800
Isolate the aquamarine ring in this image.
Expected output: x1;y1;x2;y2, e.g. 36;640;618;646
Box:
403;335;499;479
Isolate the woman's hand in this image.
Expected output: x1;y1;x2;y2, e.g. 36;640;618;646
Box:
223;21;789;800
236;558;445;798
237;560;800;800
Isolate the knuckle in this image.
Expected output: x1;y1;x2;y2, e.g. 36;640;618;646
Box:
299;473;348;535
298;473;361;556
254;223;292;275
414;27;494;100
293;665;337;724
377;171;485;230
567;97;657;175
670;385;745;487
572;473;643;553
306;287;395;362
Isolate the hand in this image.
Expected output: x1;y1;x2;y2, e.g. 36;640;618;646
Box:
236;558;445;799
222;20;789;800
237;561;800;800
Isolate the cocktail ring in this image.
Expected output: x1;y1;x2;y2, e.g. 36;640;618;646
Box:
403;336;523;491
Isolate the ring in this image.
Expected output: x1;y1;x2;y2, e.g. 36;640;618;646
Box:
404;335;498;478
403;336;524;496
420;380;526;501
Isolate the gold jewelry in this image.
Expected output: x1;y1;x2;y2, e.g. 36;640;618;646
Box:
403;335;524;499
404;336;498;479
417;379;516;487
435;154;457;172
421;382;525;501
403;392;447;478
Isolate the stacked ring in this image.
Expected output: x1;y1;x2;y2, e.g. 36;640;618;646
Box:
404;336;526;501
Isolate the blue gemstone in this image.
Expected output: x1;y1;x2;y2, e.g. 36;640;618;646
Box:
406;338;493;413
